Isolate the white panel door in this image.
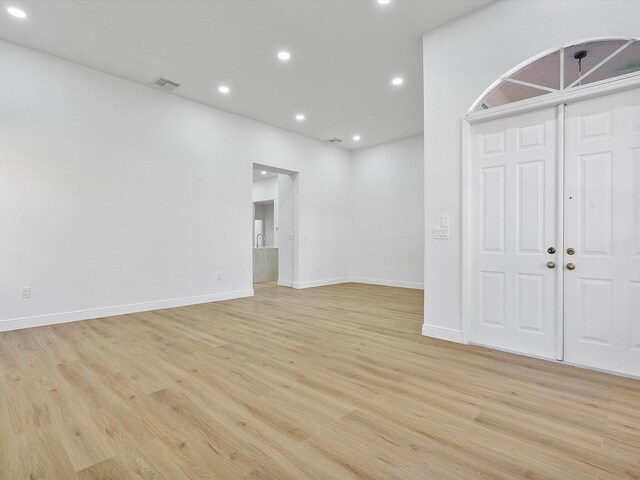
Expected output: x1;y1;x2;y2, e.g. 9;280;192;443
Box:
564;89;640;377
471;108;559;359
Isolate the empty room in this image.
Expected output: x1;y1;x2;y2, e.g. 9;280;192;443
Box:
1;0;639;479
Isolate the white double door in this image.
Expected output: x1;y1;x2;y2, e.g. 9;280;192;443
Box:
471;88;640;377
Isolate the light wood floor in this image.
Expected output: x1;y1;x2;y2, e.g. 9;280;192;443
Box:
1;282;639;479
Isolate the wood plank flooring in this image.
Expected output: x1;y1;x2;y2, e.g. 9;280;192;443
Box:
1;282;639;479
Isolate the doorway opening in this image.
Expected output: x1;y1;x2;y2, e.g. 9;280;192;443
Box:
251;163;299;287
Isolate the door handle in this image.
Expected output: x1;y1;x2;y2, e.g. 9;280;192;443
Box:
546;261;556;269
566;247;575;255
566;263;576;271
547;247;556;254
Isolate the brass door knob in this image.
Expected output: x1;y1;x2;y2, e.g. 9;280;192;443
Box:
547;247;556;254
547;261;556;269
566;247;575;255
566;263;576;271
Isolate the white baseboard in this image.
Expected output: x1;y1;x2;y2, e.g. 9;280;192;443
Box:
290;276;424;290
293;277;351;289
0;289;254;333
277;279;293;287
350;276;424;290
421;324;463;343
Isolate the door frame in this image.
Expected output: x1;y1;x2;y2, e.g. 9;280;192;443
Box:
460;72;640;355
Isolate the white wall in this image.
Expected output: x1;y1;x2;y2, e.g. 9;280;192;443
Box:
350;135;424;289
0;39;351;331
262;203;275;247
277;174;295;286
252;176;278;203
253;176;278;247
253;203;275;247
422;0;640;342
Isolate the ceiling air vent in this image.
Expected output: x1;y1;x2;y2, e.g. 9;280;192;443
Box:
149;77;181;92
327;138;343;144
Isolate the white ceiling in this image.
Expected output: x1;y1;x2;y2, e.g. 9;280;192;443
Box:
253;169;278;182
0;0;492;149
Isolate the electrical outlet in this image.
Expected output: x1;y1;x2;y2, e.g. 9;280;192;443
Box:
21;287;31;298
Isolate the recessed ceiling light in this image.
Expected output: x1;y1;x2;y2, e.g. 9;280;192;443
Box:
277;51;291;61
7;7;26;18
392;77;404;86
218;85;230;94
353;135;361;141
378;0;391;4
261;171;267;175
295;114;305;121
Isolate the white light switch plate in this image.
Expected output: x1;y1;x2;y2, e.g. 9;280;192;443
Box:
433;227;449;239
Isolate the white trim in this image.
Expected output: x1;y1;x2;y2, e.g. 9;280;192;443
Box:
277;279;293;287
289;276;424;290
292;172;301;286
467;71;640;124
0;289;254;333
461;119;473;344
555;104;565;361
559;47;565;91
504;77;558;93
421;324;463;344
350;277;423;290
293;277;351;289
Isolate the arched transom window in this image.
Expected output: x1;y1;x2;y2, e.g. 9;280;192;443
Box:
471;38;640;112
